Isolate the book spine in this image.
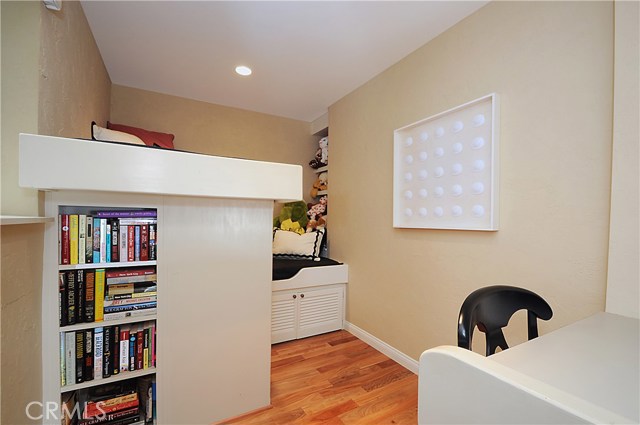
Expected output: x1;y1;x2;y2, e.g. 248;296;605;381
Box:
111;218;120;263
60;333;66;387
93;327;103;382
134;225;141;261
129;328;136;371
64;331;75;386
86;215;93;264
119;224;128;264
59;272;67;326
103;296;157;307
84;270;95;323
103;302;156;314
82;406;140;425
151;322;156;367
61;214;70;265
127;226;135;262
106;274;157;285
75;331;84;384
140;224;149;261
93;217;101;263
143;327;149;369
76;269;85;324
103;308;157;322
94;269;105;322
96;210;157;218
110;291;157;300
149;223;157;261
112;325;120;375
84;399;139;420
102;326;112;378
105;223;112;263
136;329;144;370
100;219;107;263
70;214;79;265
83;328;94;381
58;214;62;265
66;271;76;325
78;215;86;265
105;267;155;279
119;326;130;372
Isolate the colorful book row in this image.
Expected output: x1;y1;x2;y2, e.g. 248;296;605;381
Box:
59;268;157;327
60;321;156;388
59;212;157;266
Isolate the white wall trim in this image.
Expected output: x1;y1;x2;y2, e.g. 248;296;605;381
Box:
344;321;419;374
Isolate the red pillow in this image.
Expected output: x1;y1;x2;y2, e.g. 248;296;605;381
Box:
107;122;175;149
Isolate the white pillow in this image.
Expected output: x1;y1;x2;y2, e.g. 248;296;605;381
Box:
92;124;146;146
273;228;325;261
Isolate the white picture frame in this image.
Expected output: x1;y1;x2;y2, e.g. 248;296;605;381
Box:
393;93;499;230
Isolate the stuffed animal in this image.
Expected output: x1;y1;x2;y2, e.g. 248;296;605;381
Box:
306;215;326;232
307;195;327;222
310;171;328;198
273;201;308;235
309;137;329;169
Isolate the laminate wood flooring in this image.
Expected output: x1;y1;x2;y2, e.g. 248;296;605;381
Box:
219;330;418;424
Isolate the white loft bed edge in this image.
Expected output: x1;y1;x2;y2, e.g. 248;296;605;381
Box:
418;345;633;425
272;264;348;291
19;133;302;202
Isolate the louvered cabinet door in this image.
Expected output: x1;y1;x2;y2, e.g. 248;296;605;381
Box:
271;291;298;344
297;285;345;340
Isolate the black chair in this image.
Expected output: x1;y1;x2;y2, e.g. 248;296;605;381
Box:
458;285;553;356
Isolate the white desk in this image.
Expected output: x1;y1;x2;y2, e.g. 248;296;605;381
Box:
418;312;640;424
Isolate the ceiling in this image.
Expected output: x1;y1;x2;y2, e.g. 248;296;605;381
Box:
81;1;487;123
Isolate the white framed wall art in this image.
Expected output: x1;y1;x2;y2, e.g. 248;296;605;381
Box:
393;93;499;230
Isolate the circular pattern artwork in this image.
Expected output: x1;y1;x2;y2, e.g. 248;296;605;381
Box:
393;94;498;230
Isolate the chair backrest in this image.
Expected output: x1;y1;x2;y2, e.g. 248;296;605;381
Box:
458;285;553;356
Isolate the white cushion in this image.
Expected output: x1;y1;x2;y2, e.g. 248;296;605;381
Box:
273;228;325;261
92;124;146;146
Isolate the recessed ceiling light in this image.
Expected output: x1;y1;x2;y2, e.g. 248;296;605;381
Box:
235;66;252;76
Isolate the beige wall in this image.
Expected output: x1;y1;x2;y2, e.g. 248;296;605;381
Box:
606;0;639;319
329;1;614;359
110;85;319;204
1;2;111;424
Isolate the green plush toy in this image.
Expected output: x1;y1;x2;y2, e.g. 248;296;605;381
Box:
273;201;309;235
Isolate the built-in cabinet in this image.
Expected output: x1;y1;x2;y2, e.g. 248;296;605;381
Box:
271;283;345;344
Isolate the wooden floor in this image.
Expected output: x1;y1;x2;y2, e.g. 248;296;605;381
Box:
220;330;418;424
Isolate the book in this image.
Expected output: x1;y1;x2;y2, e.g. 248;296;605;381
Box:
105;224;112;263
64;331;75;386
106;283;156;297
60;333;66;386
137;376;154;423
103;301;156;314
95;269;105;322
140;224;149;261
81;407;140;425
93;217;101;263
75;331;85;384
119;325;130;373
93;327;103;382
148;223;157;261
79;215;86;265
61;214;70;265
150;322;156;368
58;214;62;265
84;396;139;420
61;391;76;425
102;326;112;378
66;270;77;325
127;226;135;262
86;215;93;263
70;214;79;265
128;328;136;370
100;219;107;263
103;296;157;307
104;307;157;322
136;328;144;370
143;327;149;369
85;270;95;323
111;218;120;263
106;267;155;279
106;274;157;285
109;291;157;301
83;328;94;381
134;226;141;261
112;325;120;376
96;210;157;218
59;272;68;326
119;225;128;265
76;269;85;324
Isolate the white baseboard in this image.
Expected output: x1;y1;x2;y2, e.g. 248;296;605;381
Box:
344;321;419;374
